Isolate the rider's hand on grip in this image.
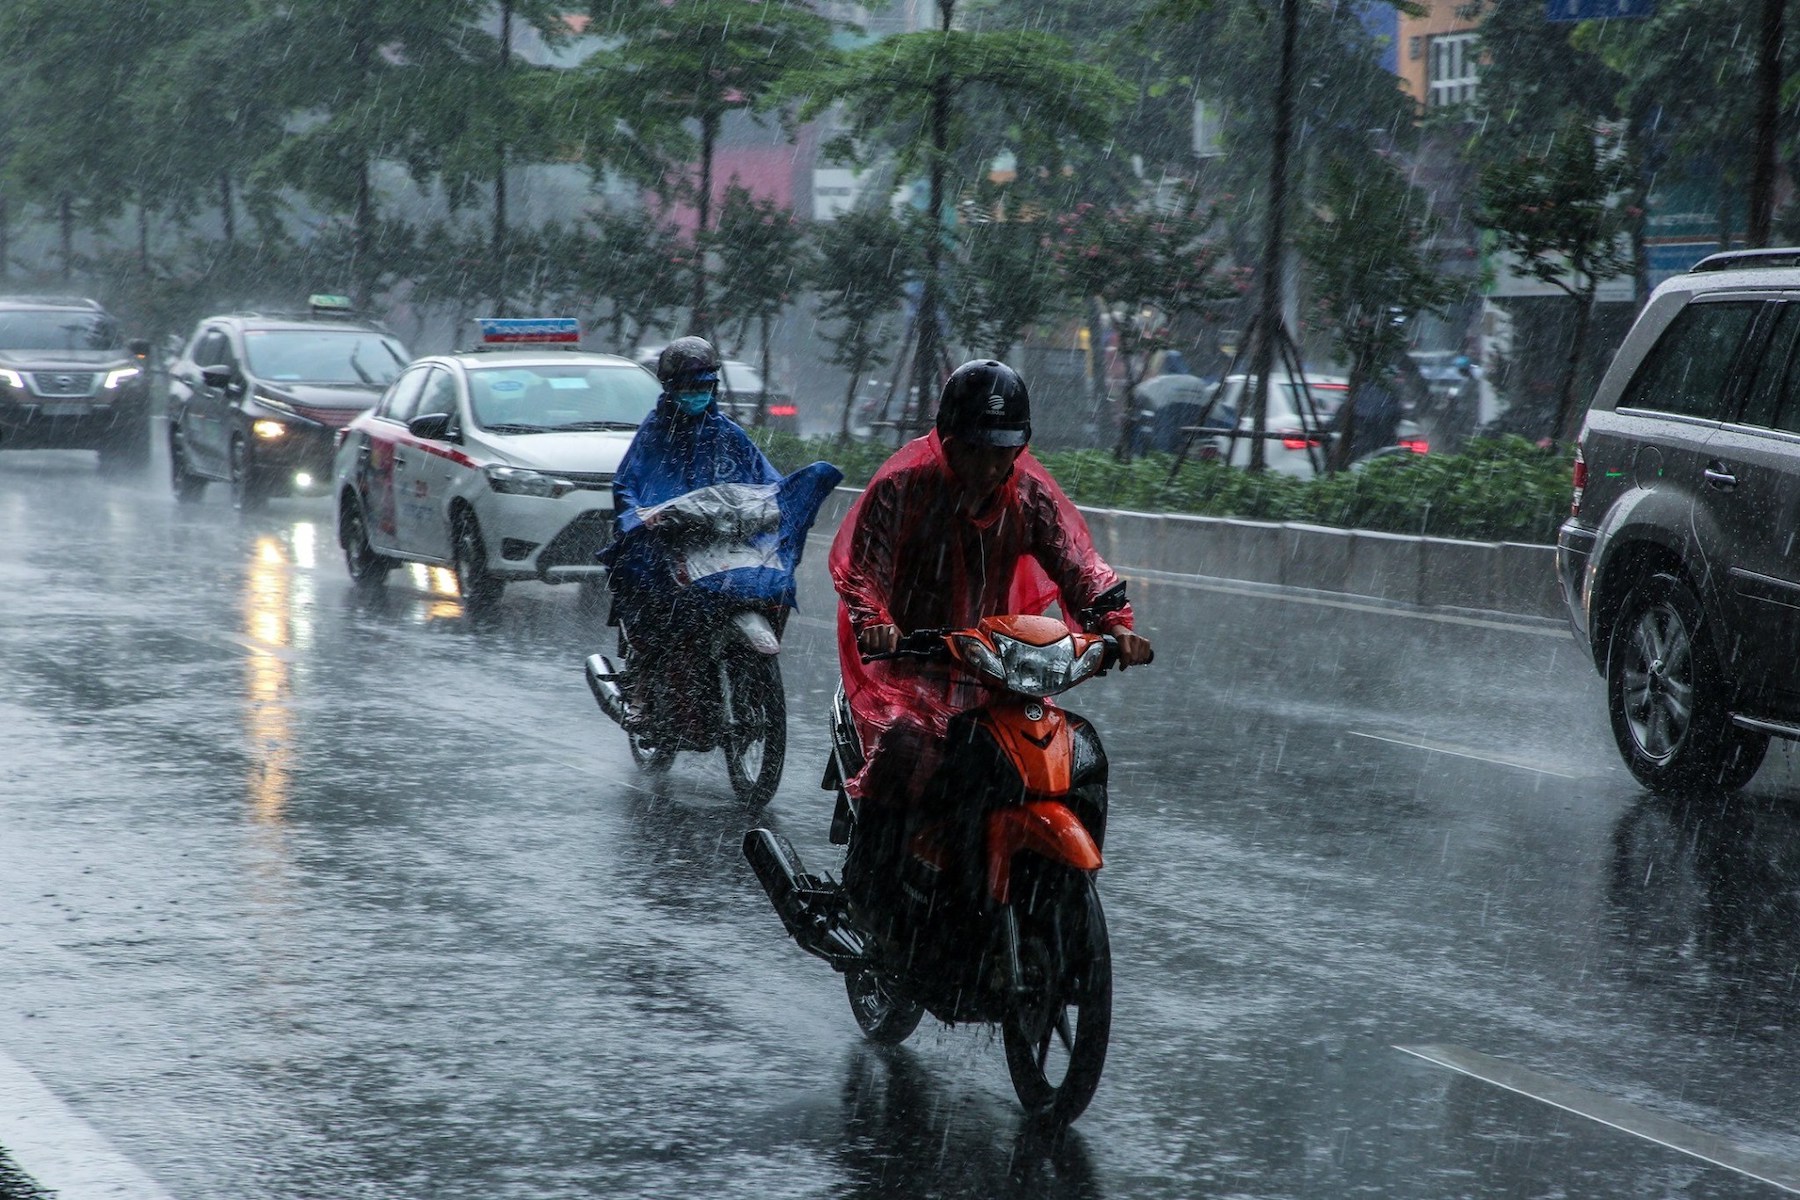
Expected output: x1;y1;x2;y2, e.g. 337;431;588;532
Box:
1106;625;1154;669
858;623;901;660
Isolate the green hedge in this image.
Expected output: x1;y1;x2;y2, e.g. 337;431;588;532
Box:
750;431;1573;545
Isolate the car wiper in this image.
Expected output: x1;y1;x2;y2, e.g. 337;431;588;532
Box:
347;344;374;385
481;422;550;434
543;420;640;431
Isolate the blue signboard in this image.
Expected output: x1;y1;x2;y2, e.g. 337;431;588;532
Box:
1546;0;1655;20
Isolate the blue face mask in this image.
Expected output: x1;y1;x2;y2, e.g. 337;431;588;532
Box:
673;389;713;415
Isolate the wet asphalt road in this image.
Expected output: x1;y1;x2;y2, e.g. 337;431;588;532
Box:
4;443;1800;1199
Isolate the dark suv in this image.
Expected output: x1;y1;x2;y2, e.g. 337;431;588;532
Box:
166;306;411;509
1560;247;1800;793
0;297;151;469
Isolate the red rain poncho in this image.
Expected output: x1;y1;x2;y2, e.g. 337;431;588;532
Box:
829;431;1133;806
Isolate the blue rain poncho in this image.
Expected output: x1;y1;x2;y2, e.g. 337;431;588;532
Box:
600;402;841;613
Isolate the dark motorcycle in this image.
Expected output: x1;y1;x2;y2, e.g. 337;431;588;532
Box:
586;472;836;806
744;583;1146;1125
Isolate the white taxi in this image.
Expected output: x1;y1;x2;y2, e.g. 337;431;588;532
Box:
332;318;659;612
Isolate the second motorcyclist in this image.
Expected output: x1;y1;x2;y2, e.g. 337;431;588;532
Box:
600;336;783;728
828;359;1153;915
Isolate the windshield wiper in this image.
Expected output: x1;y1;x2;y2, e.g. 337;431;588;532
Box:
543;420;640;432
347;343;374;385
481;422;550;434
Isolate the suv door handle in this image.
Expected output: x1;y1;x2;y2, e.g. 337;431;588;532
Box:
1704;463;1739;489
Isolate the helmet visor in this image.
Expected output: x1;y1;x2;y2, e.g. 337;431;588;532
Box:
957;423;1030;448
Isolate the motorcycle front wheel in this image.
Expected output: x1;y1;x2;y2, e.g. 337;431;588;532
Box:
1003;872;1112;1126
723;652;786;807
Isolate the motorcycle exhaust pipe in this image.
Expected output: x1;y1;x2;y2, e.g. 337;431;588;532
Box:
585;654;629;727
742;828;865;965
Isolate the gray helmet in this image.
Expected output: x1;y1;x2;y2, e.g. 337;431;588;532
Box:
656;337;722;388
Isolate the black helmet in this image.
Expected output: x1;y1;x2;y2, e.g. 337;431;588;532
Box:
935;360;1031;447
656;336;722;388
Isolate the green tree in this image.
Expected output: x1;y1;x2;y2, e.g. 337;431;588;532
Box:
810;210;912;442
789;0;1128;431
1477;114;1636;445
947;183;1066;361
1053;198;1228;460
0;0;167;277
1298;153;1463;471
586;0;835;333
568;208;690;354
712;185;807;425
257;0;494;307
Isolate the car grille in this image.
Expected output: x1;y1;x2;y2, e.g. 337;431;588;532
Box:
29;372;98;398
537;511;614;569
290;404;364;429
558;471;615;492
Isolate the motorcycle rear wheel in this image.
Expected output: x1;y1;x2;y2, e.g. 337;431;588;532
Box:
724;652;786;807
1003;873;1112;1126
845;966;924;1045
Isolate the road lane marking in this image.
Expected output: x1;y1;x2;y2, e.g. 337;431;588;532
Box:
1397;1043;1800;1194
1347;730;1589;780
1121;568;1568;637
0;1048;174;1200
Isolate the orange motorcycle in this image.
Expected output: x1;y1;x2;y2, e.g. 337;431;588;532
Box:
745;583;1146;1125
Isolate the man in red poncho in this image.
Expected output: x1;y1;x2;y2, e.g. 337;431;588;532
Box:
830;359;1153;905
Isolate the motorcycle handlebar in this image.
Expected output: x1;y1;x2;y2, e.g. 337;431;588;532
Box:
859;628;949;663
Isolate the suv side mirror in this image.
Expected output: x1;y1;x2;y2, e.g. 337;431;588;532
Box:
127;338;151;359
408;412;453;441
200;364;237;391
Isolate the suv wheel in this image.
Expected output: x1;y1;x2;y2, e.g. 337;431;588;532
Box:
1606;570;1768;793
452;511;503;615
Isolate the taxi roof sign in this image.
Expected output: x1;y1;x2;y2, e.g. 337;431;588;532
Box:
308;293;354;311
478;317;581;345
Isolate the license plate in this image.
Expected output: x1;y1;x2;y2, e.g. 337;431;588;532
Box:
39;403;90;418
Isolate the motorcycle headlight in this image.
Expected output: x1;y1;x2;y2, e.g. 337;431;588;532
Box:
952;634;1006;684
487;465;572;498
984;633;1101;698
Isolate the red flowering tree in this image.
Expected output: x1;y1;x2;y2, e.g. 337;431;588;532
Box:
1053;199;1230;460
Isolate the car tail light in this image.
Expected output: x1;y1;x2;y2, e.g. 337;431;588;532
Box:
1571;446;1587;516
1279;431;1323;450
1398;438;1430;454
767;404;798;417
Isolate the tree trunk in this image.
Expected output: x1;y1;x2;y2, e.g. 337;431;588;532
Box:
138;202;150;271
758;313;774;428
1750;0;1783;247
354;156;375;309
1247;0;1299;473
1553;284;1597;445
841;347;868;443
912;0;954;437
219;173;235;245
59;193;73;281
0;195;9;278
693;110;718;335
494;0;513;315
1328;353;1367;474
1112;326;1143;462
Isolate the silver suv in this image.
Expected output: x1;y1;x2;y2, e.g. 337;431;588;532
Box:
1560;247;1800;792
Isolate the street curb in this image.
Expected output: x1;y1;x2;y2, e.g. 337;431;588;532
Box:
0;1050;172;1200
812;488;1564;622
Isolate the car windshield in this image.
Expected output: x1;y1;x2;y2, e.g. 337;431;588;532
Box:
0;310;120;351
468;363;659;432
243;329;410;385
